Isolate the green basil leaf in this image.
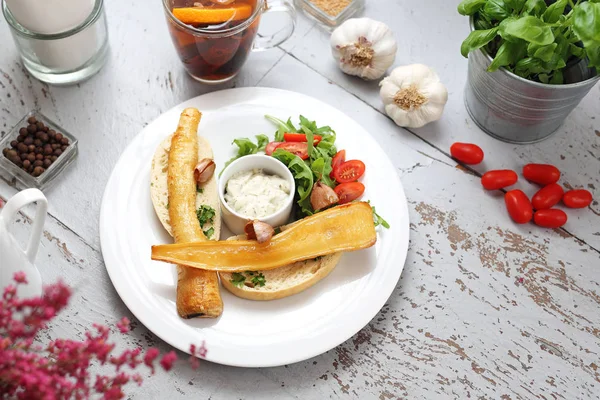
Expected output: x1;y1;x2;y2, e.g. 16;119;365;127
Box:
523;0;546;16
488;40;527;71
542;0;567;24
527;42;558;62
538;73;549;83
573;2;600;49
506;0;526;13
458;0;487;15
461;27;500;57
569;44;585;58
549;70;564;84
484;0;512;21
585;44;600;69
499;16;554;45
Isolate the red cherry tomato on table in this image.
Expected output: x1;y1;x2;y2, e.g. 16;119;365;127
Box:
330;150;346;179
522;164;560;185
275;142;309;160
283;133;322;144
481;170;518;190
531;183;564;210
505;190;533;224
334;160;366;183
534;209;568;228
265;141;282;156
563;189;593;208
450;142;484;165
334;182;365;204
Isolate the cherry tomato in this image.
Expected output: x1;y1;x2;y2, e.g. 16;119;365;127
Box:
531;183;564;210
481;170;518;190
330;150;346;179
265;141;282;156
450;142;484;165
275;142;309;160
334;182;365;204
563;189;593;208
283;133;322;144
522;164;560;185
534;209;567;228
333;160;366;183
505;190;533;224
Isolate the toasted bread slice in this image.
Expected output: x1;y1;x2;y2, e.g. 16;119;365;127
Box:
150;135;221;239
219;232;343;301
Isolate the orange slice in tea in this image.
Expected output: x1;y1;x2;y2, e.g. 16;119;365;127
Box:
173;5;253;25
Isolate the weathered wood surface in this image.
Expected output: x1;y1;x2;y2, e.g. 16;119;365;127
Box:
1;0;599;398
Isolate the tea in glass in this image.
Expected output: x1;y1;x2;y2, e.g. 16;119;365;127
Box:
164;0;261;83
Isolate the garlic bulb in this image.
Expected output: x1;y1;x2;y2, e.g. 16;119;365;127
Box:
330;18;397;81
379;64;448;129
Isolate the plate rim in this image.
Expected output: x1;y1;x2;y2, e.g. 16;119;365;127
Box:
99;87;410;367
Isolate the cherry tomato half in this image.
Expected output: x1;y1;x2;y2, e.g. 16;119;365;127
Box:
481;170;518;190
450;142;484;165
275;142;309;160
330;150;346;179
534;209;567;228
563;189;593;208
523;164;560;185
505;190;533;224
283;133;322;144
334;160;366;183
334;182;365;204
531;183;564;210
265;141;282;156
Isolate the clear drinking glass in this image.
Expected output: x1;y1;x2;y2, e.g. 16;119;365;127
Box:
163;0;295;84
2;0;109;86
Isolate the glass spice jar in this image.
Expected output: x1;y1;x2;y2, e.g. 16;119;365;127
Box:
294;0;364;29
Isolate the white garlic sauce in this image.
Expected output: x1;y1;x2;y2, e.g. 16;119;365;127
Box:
225;169;291;218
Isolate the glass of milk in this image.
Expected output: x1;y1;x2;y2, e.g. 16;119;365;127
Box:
2;0;109;85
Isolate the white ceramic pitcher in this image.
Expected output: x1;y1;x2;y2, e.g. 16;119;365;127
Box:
0;189;47;298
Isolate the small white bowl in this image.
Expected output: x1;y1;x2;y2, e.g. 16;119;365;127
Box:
218;154;296;235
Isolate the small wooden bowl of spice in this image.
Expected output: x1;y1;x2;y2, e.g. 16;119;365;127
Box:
294;0;364;29
0;111;78;190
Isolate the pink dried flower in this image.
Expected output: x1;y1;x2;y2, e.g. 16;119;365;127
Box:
13;271;28;284
116;317;130;334
0;272;206;398
159;351;178;371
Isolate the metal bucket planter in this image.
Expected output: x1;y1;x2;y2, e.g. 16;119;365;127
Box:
464;24;599;144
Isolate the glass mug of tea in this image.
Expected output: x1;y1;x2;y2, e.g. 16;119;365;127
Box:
163;0;295;84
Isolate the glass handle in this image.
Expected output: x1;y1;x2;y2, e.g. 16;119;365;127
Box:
252;0;296;52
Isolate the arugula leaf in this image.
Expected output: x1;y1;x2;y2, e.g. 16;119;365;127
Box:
367;201;390;229
265;115;295;142
219;135;269;177
256;134;269;152
196;187;204;194
458;0;487;16
461;27;500;57
272;149;314;216
251;273;266;287
230;273;246;287
310;157;336;187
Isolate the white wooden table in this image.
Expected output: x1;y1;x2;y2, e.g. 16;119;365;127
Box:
1;0;599;398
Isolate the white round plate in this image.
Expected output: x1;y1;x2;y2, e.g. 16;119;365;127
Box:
100;88;409;368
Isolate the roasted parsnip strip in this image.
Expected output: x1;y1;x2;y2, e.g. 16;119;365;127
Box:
152;202;377;273
168;108;222;319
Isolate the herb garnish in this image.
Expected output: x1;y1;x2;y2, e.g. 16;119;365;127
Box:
196;187;204;194
230;273;246;287
229;271;267;287
196;205;216;239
